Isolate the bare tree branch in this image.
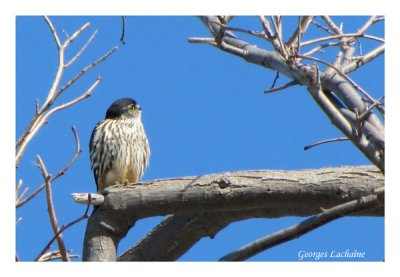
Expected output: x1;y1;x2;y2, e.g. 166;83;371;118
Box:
300;33;384;47
342;44;385;74
38;250;80;262
36;155;70;261
264;80;299;94
17;126;82;208
34;196;91;262
304;137;349;150
65;29;98;68
219;187;384;261
190;16;384;173
81;165;383;261
297;54;381;111
321;16;343;35
15;17;116;167
18;16;385;262
120;16;127;44
286;16;314;49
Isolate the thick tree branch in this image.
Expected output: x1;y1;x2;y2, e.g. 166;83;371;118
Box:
81;165;383;261
190;16;384;173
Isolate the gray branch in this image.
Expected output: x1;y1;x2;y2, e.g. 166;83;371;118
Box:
191;16;384;173
81;165;383;261
219;187;384;261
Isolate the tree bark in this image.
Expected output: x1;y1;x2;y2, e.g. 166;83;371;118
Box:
82;165;383;261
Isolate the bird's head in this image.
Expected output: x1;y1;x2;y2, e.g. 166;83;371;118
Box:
105;98;142;120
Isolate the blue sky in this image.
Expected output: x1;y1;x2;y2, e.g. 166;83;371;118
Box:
15;16;384;262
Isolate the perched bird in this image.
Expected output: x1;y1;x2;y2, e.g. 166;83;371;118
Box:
89;98;150;191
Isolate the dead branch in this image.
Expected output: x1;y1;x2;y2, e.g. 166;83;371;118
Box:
81;165;383;261
38;250;80;262
120;16;127;44
342;44;385;74
36;155;69;261
15;16;117;167
304;137;349;150
264;80;298;94
286;16;314;49
34;196;91;262
297;53;385;119
16;16;117;262
17;126;82;208
300;33;384;47
219;187;384;261
192;16;384;173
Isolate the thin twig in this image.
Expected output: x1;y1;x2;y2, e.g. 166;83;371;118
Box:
17;18;86;150
269;72;280;90
16;179;29;205
320;16;359;70
342;44;385;74
38;250;80;262
15;19;115;167
311;20;336;35
16;179;23;199
16;18;66;164
264;80;299;94
35;99;40;115
42;16;76;106
46;77;102;120
65;29;98;68
17;126;82;208
219;188;384;261
55;47;117;99
274;16;282;40
259;16;288;61
269;16;288;59
63;22;91;49
302;41;341;57
321;16;343;35
300;33;384;47
296;16;301;53
16;217;23;225
36;155;70;261
34;195;92;262
286;16;314;49
16;72;102;168
359;96;385;121
357;38;363;56
258;16;274;39
120;16;127;44
304;137;349;150
43;16;62;49
210;20;265;38
357;16;378;36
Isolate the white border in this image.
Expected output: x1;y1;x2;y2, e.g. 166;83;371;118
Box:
3;0;398;275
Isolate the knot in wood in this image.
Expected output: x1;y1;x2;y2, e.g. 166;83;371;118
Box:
215;177;231;189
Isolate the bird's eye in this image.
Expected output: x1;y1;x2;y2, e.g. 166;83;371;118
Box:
129;104;135;110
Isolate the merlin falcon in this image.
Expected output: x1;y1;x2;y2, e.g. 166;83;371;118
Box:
89;98;150;191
